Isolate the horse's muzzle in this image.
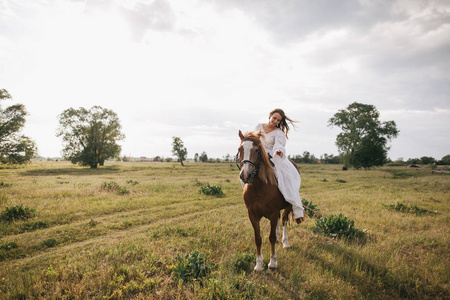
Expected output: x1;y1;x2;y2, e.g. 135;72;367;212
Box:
240;167;256;184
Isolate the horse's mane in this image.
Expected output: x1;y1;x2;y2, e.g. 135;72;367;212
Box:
243;130;277;186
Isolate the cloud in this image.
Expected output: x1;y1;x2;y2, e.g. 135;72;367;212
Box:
1;0;449;160
119;0;175;40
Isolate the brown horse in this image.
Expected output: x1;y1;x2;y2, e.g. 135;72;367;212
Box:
237;130;301;271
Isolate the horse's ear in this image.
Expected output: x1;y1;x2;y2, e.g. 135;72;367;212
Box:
239;130;245;141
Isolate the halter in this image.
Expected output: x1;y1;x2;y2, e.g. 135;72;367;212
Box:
236;139;261;178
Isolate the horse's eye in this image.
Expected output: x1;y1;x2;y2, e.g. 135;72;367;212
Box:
255;149;260;153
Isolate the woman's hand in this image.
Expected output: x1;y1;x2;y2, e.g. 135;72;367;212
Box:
275;150;284;158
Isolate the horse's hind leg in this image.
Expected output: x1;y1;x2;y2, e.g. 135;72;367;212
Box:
268;215;278;269
248;211;264;271
281;207;292;248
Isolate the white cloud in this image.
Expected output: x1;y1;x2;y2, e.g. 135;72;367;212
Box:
1;0;449;160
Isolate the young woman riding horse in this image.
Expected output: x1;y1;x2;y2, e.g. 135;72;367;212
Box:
237;108;304;270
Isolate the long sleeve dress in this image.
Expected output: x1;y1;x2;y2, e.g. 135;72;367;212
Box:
255;124;304;219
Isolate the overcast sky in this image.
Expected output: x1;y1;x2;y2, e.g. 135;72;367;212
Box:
1;0;449;161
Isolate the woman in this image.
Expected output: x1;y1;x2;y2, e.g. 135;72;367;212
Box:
254;108;304;222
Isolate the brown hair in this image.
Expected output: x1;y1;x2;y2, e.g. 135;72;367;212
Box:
269;108;297;139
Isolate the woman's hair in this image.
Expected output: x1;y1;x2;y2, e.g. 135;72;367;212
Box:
269;108;297;139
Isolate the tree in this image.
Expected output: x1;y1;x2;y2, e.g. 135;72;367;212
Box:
199;151;208;162
438;155;450;165
172;136;187;166
0;89;37;164
420;156;436;165
194;153;199;163
57;106;125;168
328;102;399;169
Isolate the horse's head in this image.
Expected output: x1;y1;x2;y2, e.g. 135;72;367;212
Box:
237;130;263;184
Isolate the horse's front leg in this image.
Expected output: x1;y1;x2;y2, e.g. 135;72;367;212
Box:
268;215;278;269
248;211;263;271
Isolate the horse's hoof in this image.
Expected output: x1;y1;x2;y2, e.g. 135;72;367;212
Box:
283;242;290;248
295;217;304;224
254;265;264;272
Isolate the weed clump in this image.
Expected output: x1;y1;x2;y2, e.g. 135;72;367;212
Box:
383;202;431;215
313;213;366;240
229;252;254;274
20;220;48;232
0;241;18;251
172;251;216;282
1;204;35;221
199;183;224;197
41;238;58;248
101;181;130;195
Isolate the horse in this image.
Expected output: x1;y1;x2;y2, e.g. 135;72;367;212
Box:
237;130;302;271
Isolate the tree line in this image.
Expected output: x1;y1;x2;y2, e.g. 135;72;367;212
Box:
2;88;449;169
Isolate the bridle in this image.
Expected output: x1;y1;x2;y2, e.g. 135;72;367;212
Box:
236;139;261;178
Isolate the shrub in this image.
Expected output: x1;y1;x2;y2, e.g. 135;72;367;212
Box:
101;181;130;195
302;199;320;218
101;181;120;192
1;204;35;221
199;183;224;197
313;213;365;240
383;202;431;215
117;187;130;195
172;251;216;282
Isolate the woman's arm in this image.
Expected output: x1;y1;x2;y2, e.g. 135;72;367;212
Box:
273;130;286;158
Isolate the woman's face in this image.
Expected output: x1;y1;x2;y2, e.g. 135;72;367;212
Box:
269;112;282;127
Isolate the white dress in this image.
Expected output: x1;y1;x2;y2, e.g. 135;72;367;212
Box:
255;124;304;219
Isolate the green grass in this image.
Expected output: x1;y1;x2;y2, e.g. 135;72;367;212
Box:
0;161;448;299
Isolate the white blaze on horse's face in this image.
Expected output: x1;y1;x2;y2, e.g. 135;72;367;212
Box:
240;140;255;183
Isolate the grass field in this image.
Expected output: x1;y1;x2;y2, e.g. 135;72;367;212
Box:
0;161;448;299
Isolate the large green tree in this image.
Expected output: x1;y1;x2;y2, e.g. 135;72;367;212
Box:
328;102;399;169
57;106;125;168
171;136;187;166
0;89;37;164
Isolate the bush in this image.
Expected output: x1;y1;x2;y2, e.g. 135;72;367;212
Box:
199;183;224;197
172;251;216;282
101;181;130;195
313;213;365;240
1;204;35;221
101;181;120;192
302;199;320;218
